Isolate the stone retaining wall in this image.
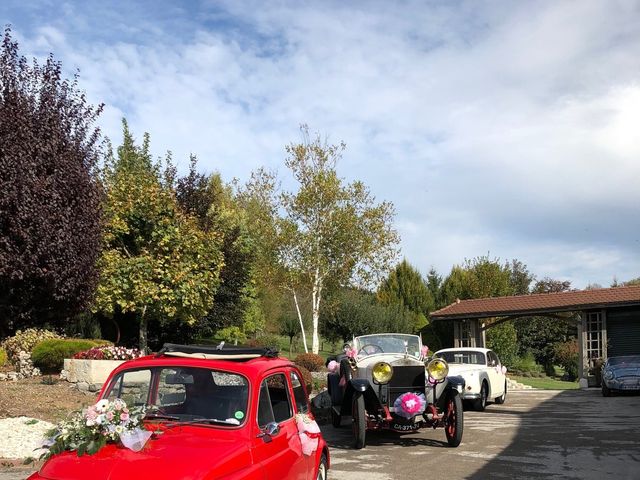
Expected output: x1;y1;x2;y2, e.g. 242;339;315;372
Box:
63;359;124;392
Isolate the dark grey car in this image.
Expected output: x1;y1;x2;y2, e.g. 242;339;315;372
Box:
602;355;640;396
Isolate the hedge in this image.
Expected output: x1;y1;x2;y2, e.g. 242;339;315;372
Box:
31;339;109;373
0;347;6;367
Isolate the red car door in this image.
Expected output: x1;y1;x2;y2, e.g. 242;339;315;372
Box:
288;369;318;478
252;372;307;480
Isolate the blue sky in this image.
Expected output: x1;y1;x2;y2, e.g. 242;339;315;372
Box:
2;0;639;289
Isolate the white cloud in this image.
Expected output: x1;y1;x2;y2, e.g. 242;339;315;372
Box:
3;0;639;288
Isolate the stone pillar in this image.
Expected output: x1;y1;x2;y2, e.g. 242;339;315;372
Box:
453;321;460;348
578;312;588;388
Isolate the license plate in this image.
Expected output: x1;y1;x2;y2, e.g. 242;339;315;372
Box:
392;422;419;432
620;384;639;390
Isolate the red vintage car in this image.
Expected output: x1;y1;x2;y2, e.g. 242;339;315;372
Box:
29;344;329;480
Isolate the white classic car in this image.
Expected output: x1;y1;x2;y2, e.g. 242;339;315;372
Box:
434;347;507;411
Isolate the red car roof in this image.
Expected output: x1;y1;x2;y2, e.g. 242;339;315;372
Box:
109;354;296;383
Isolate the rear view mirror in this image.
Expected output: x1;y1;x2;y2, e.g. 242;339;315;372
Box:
164;373;194;385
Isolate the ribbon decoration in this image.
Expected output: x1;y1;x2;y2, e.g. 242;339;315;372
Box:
120;428;153;452
295;414;321;455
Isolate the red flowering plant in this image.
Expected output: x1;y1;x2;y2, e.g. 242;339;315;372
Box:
74;345;143;360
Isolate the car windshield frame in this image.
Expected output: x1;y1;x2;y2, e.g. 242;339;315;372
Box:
103;366;250;428
436;350;487;366
353;334;422;357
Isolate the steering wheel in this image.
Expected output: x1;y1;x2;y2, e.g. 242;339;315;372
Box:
358;344;384;355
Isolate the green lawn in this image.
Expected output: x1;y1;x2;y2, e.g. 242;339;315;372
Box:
509;375;579;390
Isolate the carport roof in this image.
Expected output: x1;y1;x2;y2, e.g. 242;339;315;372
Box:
430;285;640;320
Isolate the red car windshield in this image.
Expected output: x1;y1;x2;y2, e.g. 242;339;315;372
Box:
104;367;249;426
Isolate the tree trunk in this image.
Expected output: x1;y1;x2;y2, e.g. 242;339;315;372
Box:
139;306;148;353
292;289;309;353
311;277;322;354
111;317;121;345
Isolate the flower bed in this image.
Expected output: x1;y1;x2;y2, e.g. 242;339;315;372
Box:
63;346;143;392
73;345;142;361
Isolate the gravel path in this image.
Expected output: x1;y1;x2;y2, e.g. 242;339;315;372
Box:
0;417;54;460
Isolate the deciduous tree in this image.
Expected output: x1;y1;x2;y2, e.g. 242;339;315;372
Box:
94;122;223;351
437;256;532;354
279;126;399;353
321;288;413;342
0;28;103;335
176;157;254;334
514;278;577;371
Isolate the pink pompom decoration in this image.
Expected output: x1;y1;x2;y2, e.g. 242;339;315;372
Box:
327;360;339;373
420;346;429;357
393;392;426;419
345;347;357;359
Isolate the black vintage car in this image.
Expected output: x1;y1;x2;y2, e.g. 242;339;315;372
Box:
326;333;465;449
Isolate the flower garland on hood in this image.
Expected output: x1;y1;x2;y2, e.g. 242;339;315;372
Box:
41;399;150;459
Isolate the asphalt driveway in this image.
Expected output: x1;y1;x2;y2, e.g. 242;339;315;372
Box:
3;389;639;480
323;389;640;480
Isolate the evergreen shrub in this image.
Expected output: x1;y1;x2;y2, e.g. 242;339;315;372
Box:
31;339;104;373
553;339;579;381
511;352;543;375
294;353;325;372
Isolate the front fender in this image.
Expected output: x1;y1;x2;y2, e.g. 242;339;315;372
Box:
327;372;343;405
447;375;466;392
340;379;383;416
435;376;466;410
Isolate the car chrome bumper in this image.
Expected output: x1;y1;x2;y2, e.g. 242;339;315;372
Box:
461;392;481;400
604;379;640;390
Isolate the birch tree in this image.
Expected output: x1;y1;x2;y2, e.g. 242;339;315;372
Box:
279;126;399;354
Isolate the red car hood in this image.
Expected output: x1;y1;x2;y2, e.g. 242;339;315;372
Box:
38;425;252;480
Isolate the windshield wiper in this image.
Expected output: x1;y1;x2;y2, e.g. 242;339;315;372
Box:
145;413;181;421
161;417;240;428
195;418;240;426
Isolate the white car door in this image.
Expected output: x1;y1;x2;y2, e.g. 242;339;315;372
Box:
486;351;505;398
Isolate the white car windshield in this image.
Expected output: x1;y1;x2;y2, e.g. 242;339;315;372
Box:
437;351;486;365
354;334;421;356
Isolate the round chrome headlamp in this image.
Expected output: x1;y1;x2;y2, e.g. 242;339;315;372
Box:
427;358;449;382
604;370;614;381
372;362;394;384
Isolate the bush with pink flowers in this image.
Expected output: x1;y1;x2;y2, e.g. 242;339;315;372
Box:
74;345;143;361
